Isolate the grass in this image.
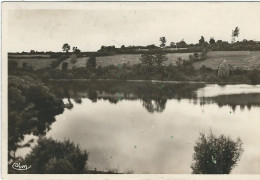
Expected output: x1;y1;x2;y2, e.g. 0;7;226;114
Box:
9;58;56;70
9;51;260;70
9;54;51;58
56;53;193;69
193;51;260;70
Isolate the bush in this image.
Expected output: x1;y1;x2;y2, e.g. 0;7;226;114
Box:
248;69;259;85
22;62;27;69
193;52;199;61
8;76;64;162
191;132;243;174
199;65;213;73
23;137;88;173
86;56;96;69
51;55;69;68
8;61;18;73
62;62;68;71
42;72;50;81
68;73;73;79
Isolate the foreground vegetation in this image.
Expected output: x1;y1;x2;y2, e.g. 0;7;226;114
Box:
191;132;243;174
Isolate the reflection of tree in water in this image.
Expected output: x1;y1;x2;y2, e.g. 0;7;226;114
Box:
8;76;64;163
202;93;260;111
62;88;74;109
73;97;82;104
48;81;205;113
142;98;167;113
49;81;260;113
88;90;97;103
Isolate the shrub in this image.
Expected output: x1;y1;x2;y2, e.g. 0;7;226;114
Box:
22;62;27;69
8;61;18;73
51;55;69;68
62;62;68;71
191;132;243;174
248;68;259;85
86;56;97;69
189;54;194;61
23;137;88;173
42;72;50;81
8;76;64;162
193;52;199;61
68;73;73;79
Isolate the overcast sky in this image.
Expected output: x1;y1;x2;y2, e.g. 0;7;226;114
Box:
7;2;260;52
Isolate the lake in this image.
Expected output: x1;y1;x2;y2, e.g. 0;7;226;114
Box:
17;81;260;174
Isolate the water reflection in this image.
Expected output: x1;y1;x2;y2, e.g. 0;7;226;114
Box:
49;81;260;113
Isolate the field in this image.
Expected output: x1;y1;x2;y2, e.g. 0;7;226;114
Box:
57;53;193;69
8;51;260;70
9;54;51;58
9;58;56;70
193;51;260;70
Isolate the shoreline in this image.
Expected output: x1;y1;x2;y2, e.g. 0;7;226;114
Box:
49;78;255;85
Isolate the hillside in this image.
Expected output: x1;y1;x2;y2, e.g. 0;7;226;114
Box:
56;53;193;69
193;51;260;70
8;51;260;70
9;57;56;70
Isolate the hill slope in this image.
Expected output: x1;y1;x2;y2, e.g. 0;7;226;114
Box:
8;51;260;70
56;53;193;69
193;51;260;70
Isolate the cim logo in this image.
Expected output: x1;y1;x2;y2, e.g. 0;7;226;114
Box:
12;162;31;171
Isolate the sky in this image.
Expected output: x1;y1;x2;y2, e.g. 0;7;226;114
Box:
6;2;260;52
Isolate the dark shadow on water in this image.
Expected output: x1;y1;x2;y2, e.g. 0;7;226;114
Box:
49;80;260;113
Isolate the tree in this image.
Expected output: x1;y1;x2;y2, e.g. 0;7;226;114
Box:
160;37;166;48
191;132;243;174
8;61;18;73
209;37;216;44
218;60;229;78
86;56;96;69
154;52;168;71
176;57;184;70
8;76;64;162
199;36;205;46
193;52;199;61
170;42;176;47
62;62;68;71
62;43;70;53
68;72;73;79
176;39;187;48
42;72;50;81
139;53;154;72
70;54;77;67
73;47;81;54
232;27;240;43
23;137;88;174
248;68;259;85
22;62;27;69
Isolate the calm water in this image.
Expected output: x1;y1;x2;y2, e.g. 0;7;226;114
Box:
18;81;260;174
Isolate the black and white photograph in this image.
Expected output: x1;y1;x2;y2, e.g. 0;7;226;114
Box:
1;1;260;179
